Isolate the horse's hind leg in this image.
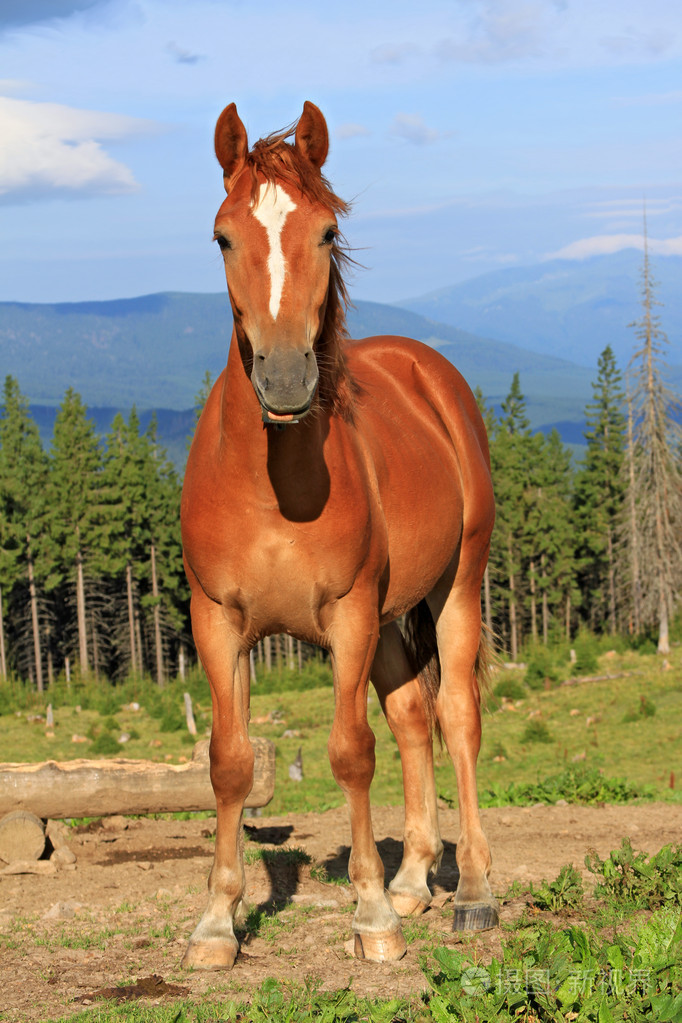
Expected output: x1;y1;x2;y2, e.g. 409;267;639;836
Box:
182;590;253;970
328;607;405;962
371;622;442;916
428;576;499;932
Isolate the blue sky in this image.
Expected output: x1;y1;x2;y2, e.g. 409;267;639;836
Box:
0;0;680;305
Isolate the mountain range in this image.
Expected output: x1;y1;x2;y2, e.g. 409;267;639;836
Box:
400;251;682;372
1;251;678;466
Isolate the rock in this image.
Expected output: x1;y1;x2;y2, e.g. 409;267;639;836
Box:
71;734;88;743
51;846;77;865
288;747;303;782
43;900;83;920
555;798;569;807
101;815;128;832
1;860;56;876
118;733;131;744
46;819;71;849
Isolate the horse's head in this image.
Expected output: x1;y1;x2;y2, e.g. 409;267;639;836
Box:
213;102;346;425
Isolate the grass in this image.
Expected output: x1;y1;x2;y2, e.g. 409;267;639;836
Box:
1;644;681;816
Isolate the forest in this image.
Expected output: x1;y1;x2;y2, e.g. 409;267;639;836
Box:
0;247;679;689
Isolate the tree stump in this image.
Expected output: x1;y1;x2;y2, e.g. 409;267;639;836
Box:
0;810;46;864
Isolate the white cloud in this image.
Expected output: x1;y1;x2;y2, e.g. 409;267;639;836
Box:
335;122;371;140
612;90;682;108
547;233;682;260
370;42;419;65
436;1;552;64
389;113;440;145
0;96;156;204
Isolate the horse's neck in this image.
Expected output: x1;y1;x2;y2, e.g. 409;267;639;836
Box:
220;336;329;483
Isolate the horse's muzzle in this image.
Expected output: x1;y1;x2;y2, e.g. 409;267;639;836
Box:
251;347;319;424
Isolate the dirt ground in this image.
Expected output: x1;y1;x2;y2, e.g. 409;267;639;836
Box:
1;801;680;1022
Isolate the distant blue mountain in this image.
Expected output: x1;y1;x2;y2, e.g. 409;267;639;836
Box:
400;251;682;373
0;287;614;462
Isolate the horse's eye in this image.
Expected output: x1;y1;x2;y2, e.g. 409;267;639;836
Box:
214;234;231;251
322;228;337;245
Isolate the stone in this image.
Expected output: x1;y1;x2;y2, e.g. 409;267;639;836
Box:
101;815;128;832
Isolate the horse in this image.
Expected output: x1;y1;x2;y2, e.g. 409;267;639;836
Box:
180;100;498;969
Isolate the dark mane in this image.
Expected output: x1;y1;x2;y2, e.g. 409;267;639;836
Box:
245;120;357;421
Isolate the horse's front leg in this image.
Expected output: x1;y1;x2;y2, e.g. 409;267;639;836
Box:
182;593;253;970
328;606;405;962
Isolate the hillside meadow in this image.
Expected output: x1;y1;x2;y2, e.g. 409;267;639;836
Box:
2;641;680;814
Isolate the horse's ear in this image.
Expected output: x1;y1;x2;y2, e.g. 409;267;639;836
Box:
214;103;248;193
295;101;329;169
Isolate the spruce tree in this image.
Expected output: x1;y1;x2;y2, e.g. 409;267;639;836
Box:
574;346;626;633
623;223;682;653
490;373;532;660
0;377;49;688
44;389;106;675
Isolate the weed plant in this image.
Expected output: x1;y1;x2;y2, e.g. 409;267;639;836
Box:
586;837;682;910
478;766;649;807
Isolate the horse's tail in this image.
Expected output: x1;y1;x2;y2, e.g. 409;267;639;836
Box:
403;601;496;742
403;600;442;742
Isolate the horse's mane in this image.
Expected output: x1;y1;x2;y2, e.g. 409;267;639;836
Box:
244;121;357;422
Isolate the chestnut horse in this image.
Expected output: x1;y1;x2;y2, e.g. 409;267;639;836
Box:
181;101;497;969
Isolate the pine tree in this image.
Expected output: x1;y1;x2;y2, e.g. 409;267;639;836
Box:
574;346;626;633
0;377;49;688
490;373;532;660
623;221;682;654
44;389;105;675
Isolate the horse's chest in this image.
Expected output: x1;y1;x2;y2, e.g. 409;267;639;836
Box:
186;499;374;640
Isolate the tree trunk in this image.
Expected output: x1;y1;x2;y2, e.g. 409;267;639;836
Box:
658;587;670;655
606;527;617;635
264;635;272;672
150;543;164;687
286;633;294;671
626;399;641;634
507;537;517;661
126;562;137;674
26;537;43;692
91;613;100;680
76;544;89;673
565;593;571;641
0;585;7;682
541;553;549;645
529;558;537;644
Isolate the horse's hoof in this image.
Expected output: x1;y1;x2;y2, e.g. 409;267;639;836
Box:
452;901;499;932
181;937;239;970
353;927;407;962
389;891;430;918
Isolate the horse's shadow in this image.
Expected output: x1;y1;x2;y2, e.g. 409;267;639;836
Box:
322;837;460;892
240;825;460;931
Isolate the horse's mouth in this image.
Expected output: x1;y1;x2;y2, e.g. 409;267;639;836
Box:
259;399;313;426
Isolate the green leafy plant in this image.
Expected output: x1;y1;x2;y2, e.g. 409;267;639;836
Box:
524;647;562;690
479;767;648;807
586;838;682;910
521;719;553;744
530;863;585;913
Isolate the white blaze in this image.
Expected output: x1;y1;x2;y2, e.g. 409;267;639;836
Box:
252;182;297;319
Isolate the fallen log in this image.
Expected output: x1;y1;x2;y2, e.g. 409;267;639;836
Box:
0;738;274;821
